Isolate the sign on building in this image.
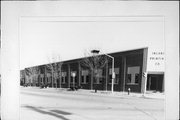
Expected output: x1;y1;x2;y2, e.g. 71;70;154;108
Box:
147;48;165;72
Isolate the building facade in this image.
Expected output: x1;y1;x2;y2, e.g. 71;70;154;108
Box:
20;48;165;93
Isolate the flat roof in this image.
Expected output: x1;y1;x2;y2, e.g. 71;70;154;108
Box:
21;47;148;70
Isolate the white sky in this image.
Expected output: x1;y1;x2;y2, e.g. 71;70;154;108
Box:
20;16;164;69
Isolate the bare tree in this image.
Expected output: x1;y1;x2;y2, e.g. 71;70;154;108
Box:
46;55;63;89
25;66;40;86
81;50;108;90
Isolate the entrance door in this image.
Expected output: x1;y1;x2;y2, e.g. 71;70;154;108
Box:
147;74;164;92
150;76;157;90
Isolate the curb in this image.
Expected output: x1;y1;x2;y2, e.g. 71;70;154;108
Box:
21;87;165;100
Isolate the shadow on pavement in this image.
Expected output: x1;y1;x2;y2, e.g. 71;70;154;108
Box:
24;105;71;120
50;110;71;115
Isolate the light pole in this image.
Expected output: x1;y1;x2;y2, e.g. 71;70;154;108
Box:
91;50;115;94
104;53;115;94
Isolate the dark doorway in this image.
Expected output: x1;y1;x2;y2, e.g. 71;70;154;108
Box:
147;74;164;92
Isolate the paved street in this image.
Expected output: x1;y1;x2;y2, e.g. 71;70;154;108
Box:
20;87;164;120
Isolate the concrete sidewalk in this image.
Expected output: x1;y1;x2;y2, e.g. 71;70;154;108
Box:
21;86;165;100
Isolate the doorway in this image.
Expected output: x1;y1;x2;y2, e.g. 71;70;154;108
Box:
147;74;164;92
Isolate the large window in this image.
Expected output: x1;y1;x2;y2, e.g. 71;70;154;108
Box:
53;73;58;84
127;66;140;84
40;74;44;83
135;73;139;84
33;75;38;84
127;74;131;83
47;77;52;83
109;68;119;84
94;69;102;84
61;72;67;84
47;73;51;83
81;70;89;84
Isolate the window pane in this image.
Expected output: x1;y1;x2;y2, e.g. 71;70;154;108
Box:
61;77;65;84
135;73;139;83
109;75;112;83
115;74;119;84
82;70;88;76
109;68;119;74
81;76;84;83
99;78;102;84
75;76;77;83
127;66;140;84
71;77;73;83
93;78;96;83
86;76;89;83
128;74;131;83
65;77;67;83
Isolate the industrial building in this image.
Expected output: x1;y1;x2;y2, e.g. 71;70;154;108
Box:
20;47;165;93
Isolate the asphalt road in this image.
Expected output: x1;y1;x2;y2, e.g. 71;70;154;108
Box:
20;87;164;120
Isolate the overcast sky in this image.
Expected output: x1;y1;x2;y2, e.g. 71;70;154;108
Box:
20;16;164;69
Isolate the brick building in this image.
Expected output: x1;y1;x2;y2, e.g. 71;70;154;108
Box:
20;47;164;93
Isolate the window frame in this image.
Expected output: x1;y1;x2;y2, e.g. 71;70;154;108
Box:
61;72;67;84
94;69;103;84
126;66;140;85
81;70;89;84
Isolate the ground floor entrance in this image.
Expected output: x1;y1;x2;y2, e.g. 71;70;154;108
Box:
146;74;164;92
